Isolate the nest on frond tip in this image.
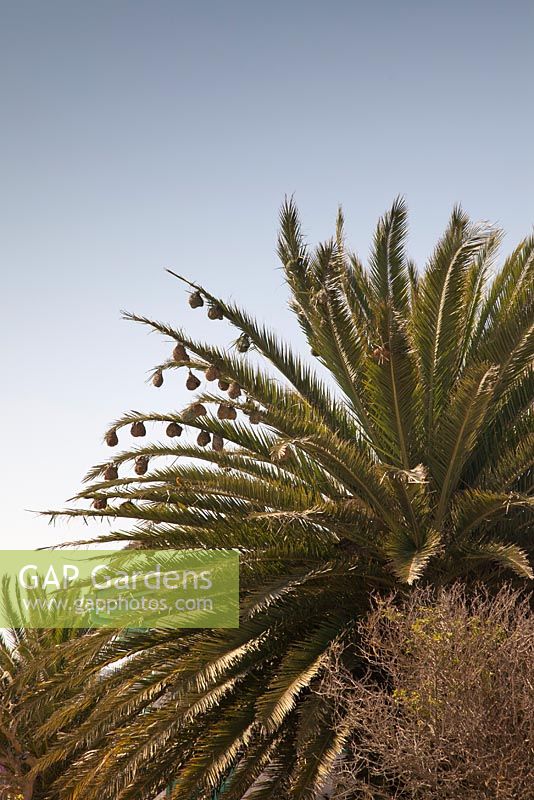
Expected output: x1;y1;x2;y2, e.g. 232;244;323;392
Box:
228;381;242;399
152;369;164;388
104;464;118;481
235;333;251;353
207;303;224;320
196;430;211;447
212;433;224;452
188;290;204;309
166;422;183;438
184;402;208;420
105;429;119;447
217;403;237;421
172;342;190;362
186;371;201;391
205;364;221;381
134;455;149;475
131;421;146;437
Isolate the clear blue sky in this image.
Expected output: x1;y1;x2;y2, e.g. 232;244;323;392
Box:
1;0;533;548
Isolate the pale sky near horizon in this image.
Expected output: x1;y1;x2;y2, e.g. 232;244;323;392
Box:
1;0;533;549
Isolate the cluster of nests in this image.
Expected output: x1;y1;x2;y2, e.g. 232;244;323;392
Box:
94;290;263;510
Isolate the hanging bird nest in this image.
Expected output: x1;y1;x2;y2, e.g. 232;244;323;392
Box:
131;421;146;437
212;434;224;452
207;303;224;320
105;429;119;447
93;497;108;510
191;402;208;418
152;369;164;388
205;364;221;381
217;403;237;420
104;464;118;481
197;430;211;447
228;382;242;399
371;344;390;364
189;290;204;308
217;378;230;391
173;342;189;362
186;371;201;390
134;456;149;475
236;333;251;353
217;403;229;419
249;409;263;425
166;422;183;437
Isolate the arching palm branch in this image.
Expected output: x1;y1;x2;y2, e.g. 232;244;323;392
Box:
46;199;533;800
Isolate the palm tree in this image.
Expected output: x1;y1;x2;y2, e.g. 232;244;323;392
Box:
47;198;533;800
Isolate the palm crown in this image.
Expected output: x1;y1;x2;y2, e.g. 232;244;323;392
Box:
48;198;533;800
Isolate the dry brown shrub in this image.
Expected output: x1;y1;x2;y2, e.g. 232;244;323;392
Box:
325;584;534;800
